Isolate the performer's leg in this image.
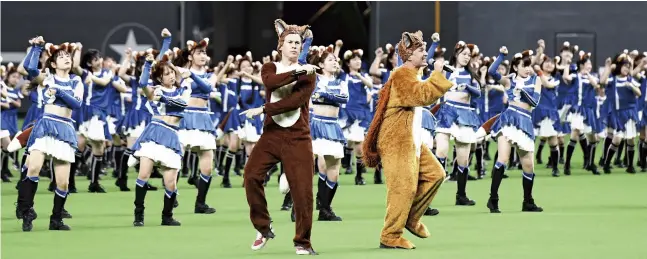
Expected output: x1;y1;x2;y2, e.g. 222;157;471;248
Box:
379;149;418;249
244;135;280;237
281;138;315;248
405;145;445;238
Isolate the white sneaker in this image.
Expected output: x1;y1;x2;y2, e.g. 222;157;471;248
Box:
295;246;318;255
251;231;268;251
279;173;290;194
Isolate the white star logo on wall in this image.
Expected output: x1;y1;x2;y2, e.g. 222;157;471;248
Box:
109;30;153;63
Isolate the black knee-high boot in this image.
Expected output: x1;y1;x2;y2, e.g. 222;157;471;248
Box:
604;143;619;174
341;147;352;169
600;136;613;166
181;151;190;177
162;189;180;226
641;141;647;171
195;173;216;213
578;135;589;169
626;143;636;173
88;155;106;193
15;153;29;190
50;188;71;230
316;172;326;210
475;143;484;178
17;175;39;231
487;162;506;213
133;178;148;226
221;150;235;188
564;139;576;174
116;149;131;191
558;142;565;164
536;139;546;164
521;172;543;212
234;149;243;176
374;163;383;184
455;166;475;206
189;152;200;186
355;156;366;185
615;141;625;167
587;141;600;175
48;159;56;192
113;146;124;178
1;150;11;182
550;145;561;176
281;190;293;211
217;146;226;175
68;151;82;193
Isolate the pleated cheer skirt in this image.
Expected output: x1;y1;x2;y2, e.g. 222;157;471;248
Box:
311;114;346;158
129;119;184;170
435;100;481;144
491;105;535;152
26;113;77;163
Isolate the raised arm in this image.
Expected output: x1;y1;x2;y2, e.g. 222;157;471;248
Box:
118;48;134;82
157;29;172;61
389;68;453;107
600;58;613;86
298;33;313;65
369;48;384;77
488;47;510;88
260;62;299;91
139;57;155;100
23;37;47;84
264;75;316;116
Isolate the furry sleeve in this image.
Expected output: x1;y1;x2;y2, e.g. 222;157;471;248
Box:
261;63;298;91
388;68;453;107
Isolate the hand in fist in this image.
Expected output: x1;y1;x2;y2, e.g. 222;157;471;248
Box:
431;33;440;43
499;46;508;55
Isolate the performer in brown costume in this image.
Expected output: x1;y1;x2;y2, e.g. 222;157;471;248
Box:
363;31;453;249
241;19;318;255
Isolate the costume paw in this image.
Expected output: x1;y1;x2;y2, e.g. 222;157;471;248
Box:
379;237;416;249
405;222;430;238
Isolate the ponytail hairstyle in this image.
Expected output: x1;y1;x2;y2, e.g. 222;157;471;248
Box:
449;41;481;88
45;42;77;72
611;52;631;76
576;50;593;73
150;50;175;86
80;48;103;71
342;48;363;73
173;38;209;68
510;50;534;75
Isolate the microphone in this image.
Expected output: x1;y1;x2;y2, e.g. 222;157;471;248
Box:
292;70;307;77
429;59;455;73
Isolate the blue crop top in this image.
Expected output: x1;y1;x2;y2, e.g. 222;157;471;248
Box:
312;74;349;107
140;60;187;118
42;74;84;110
507;74;540;108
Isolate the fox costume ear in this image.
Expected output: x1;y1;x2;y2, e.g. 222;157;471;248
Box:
274;19;289;36
402;33;413;48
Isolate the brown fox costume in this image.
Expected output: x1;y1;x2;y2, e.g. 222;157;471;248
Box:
363;31;453;249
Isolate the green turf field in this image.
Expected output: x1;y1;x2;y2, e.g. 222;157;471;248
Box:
2;147;646;259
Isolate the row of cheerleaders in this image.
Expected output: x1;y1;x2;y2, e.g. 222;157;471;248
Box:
1;27;645;232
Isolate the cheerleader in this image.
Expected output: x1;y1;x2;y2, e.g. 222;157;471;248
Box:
487;47;544;213
341;49;373;185
116;29;172;191
74;46;124;193
434;40;481;206
216;57;241;188
562;51;603;175
309;47;346;221
175;37;225;212
130;52;188;226
236;55;265;168
1;64;23;182
556;42;578;165
601;54;642;174
632;54;647;172
16;37;83;231
531;51;563;177
476;57;507;178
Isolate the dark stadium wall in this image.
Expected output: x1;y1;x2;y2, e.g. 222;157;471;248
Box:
370;1;647;68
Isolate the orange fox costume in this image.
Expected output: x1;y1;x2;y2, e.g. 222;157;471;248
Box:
363;31;453;249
